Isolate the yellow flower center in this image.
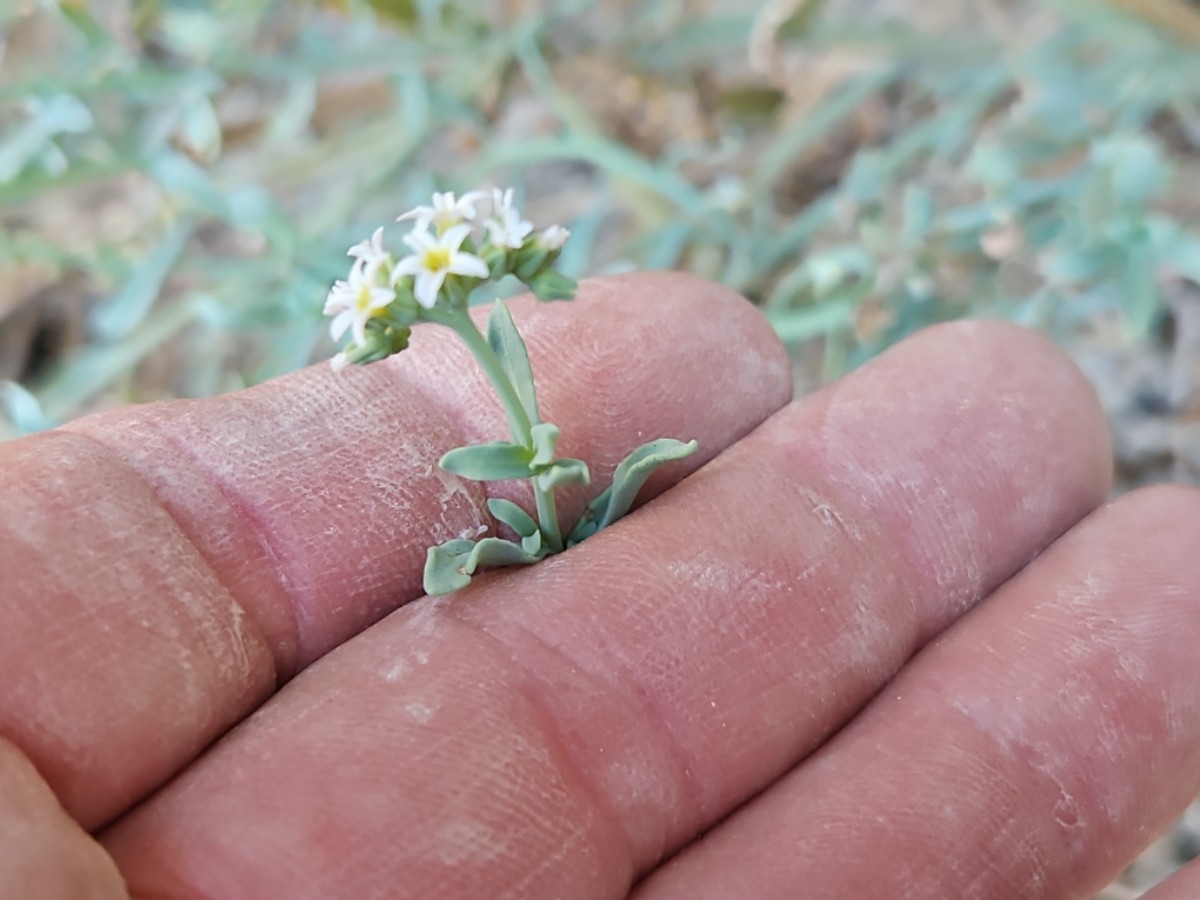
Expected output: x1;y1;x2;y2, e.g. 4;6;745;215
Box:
423;247;452;271
354;285;381;315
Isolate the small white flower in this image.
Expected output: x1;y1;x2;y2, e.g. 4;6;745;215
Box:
347;226;390;278
392;224;490;309
324;261;397;346
484;187;534;249
397;191;487;234
538;224;570;251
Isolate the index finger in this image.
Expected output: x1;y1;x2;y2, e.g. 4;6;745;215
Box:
0;273;792;828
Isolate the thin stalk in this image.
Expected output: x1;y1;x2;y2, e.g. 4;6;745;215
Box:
533;484;564;553
441;309;532;440
441;308;565;552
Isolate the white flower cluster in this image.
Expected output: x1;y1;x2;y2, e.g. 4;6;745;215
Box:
323;188;572;371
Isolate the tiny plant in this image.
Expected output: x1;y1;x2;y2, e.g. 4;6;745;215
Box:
323;188;697;595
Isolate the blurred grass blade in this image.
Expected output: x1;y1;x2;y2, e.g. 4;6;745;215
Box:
90;220;194;341
0;382;56;435
0;95;93;183
767;300;856;345
35;303;197;420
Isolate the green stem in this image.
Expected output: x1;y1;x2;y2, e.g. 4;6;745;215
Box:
534;485;564;554
442;309;533;441
439;308;565;552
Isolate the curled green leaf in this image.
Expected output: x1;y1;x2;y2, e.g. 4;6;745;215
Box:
520;530;543;556
423;539;476;595
568;438;698;544
467;536;543;569
529;422;560;469
423;535;546;596
487;497;539;538
535;457;590;492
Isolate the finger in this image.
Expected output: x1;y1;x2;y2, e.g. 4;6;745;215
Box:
0;272;791;830
0;738;128;899
103;322;1112;899
1143;857;1200;900
636;486;1200;900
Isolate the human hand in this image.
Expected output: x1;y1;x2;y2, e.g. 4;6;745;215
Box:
3;273;1198;900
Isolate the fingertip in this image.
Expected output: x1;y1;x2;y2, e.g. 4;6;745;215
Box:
0;739;129;899
905;319;1114;497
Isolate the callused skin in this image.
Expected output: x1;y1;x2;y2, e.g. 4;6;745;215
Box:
2;272;1199;900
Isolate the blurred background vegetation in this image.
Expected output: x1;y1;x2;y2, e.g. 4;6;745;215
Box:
3;0;1200;484
2;0;1200;893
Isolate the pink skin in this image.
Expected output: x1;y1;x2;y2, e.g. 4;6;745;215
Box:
1;272;1197;899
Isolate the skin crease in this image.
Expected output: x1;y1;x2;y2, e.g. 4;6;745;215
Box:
0;272;1198;899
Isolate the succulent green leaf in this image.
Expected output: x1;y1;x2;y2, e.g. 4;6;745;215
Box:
440;441;534;481
487;497;539;538
467;537;542;570
579;438;698;536
566;500;603;546
535;457;590;492
529;422;561;469
521;530;543;556
423;536;545;596
487;299;539;424
423;540;476;596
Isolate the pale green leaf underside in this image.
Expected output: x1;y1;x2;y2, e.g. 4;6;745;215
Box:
487;299;539;424
487;497;539;538
568;438;698;544
423;535;545;596
440;441;533;481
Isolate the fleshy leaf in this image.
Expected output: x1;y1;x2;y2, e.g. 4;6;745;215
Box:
487;299;539;424
535;457;590;491
568;438;698;543
529;422;560;469
521;530;543;556
487;497;539;538
567;510;602;546
440;441;534;481
467;537;543;570
423;536;545;596
423;539;476;595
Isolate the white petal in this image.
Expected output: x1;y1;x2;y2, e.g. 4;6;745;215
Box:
347;227;382;259
414;270;445;308
330;352;350;373
492;187;514;213
402;228;437;254
352;312;370;347
398;205;435;222
324;281;352;315
330;309;354;341
458;190;488;218
448;252;489;279
540;225;570;250
393;255;424;278
441;223;473;252
368;285;396;308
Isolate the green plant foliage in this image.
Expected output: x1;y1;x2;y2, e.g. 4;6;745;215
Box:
568;438;699;545
2;0;1199;439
